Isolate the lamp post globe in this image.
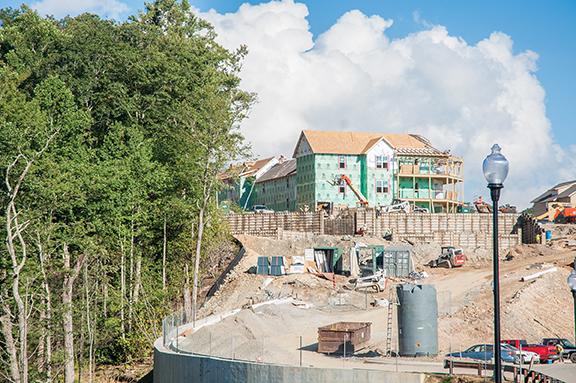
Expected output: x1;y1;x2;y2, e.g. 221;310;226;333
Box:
483;144;508;383
483;144;509;187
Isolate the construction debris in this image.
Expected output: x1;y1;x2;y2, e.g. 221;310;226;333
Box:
520;267;558;282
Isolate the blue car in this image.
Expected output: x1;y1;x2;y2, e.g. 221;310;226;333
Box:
447;344;518;363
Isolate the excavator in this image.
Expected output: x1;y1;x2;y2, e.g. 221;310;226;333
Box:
535;203;576;223
335;175;369;206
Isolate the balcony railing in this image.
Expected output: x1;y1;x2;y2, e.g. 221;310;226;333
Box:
398;189;459;201
398;164;463;178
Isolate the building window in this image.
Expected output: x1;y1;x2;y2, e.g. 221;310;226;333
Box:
376;180;388;194
376;155;388;169
339;180;346;194
338;156;346;169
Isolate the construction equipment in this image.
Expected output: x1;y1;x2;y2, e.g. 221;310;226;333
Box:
473;196;492;213
429;246;466;268
535;203;576;223
381;200;410;213
350;270;386;292
335;175;369;206
554;206;576;223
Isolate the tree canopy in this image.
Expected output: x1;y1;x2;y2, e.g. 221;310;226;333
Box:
0;1;252;381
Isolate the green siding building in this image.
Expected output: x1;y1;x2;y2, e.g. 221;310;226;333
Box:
253;159;297;211
294;131;395;210
293;130;463;212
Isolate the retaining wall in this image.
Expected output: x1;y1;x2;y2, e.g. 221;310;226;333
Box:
227;210;522;252
153;342;424;383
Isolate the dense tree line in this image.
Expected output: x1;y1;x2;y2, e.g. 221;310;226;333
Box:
0;1;253;381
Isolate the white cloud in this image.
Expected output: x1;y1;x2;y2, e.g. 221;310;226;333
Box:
197;0;570;208
31;0;129;19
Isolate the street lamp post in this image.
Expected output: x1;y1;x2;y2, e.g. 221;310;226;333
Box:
568;263;576;344
483;144;509;383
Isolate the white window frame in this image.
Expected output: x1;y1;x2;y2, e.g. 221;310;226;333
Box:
376;180;389;194
338;155;346;169
376;155;388;169
339;179;346;194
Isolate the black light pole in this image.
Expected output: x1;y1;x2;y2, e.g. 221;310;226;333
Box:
489;182;502;383
483;144;509;383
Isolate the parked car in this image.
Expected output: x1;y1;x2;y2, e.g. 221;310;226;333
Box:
501;339;558;363
500;343;539;364
542;338;576;363
446;344;518;364
252;205;274;213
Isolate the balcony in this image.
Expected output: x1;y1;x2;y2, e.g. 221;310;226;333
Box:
398;157;463;179
398;188;459;201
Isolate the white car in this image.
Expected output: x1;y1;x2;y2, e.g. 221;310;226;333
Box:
252;205;274;213
501;343;539;364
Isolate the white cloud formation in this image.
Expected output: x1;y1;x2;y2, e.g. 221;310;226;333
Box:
198;0;572;208
31;0;129;19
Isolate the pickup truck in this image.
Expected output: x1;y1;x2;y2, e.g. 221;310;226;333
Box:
501;340;558;363
542;338;576;363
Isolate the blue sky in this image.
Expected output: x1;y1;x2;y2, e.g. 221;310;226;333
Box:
170;1;574;146
2;0;573;146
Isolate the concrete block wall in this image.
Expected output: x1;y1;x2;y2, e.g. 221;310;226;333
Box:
227;212;322;237
226;210;522;252
355;210;521;252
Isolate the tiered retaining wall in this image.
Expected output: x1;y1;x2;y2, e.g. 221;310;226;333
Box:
226;210;522;252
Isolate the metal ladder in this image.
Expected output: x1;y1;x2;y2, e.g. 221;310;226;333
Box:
385;288;394;356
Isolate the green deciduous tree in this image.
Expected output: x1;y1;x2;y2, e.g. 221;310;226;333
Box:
0;1;252;381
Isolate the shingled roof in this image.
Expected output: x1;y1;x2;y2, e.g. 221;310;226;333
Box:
256;159;296;183
294;130;446;157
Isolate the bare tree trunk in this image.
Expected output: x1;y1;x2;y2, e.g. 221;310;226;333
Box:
133;253;141;308
192;207;205;324
37;234;52;382
0;304;20;383
3;128;58;383
120;239;126;339
162;216;167;291
183;263;192;321
6;203;29;383
84;263;94;383
128;218;134;331
62;244;86;383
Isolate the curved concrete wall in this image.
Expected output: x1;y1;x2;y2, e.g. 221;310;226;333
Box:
154;340;425;383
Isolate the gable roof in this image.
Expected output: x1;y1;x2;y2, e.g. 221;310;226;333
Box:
557;183;576;199
293;130;446;157
294;130;384;156
256;159;296;183
531;180;576;204
219;157;277;180
382;134;445;156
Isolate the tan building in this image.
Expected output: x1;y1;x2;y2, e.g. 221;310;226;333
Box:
531;180;576;218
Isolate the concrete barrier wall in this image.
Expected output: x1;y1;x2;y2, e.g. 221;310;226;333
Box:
154;342;425;383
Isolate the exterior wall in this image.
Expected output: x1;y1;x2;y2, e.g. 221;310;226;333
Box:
313;154;363;208
365;140;395;207
254;174;297;211
296;154;316;209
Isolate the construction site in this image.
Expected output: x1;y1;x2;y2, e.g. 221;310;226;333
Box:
154;206;576;383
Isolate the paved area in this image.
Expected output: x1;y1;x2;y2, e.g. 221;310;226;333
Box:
532;363;576;383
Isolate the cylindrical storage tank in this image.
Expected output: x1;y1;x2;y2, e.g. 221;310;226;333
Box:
396;283;438;357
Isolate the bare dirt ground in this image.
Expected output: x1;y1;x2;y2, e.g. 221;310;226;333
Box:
188;227;576;369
